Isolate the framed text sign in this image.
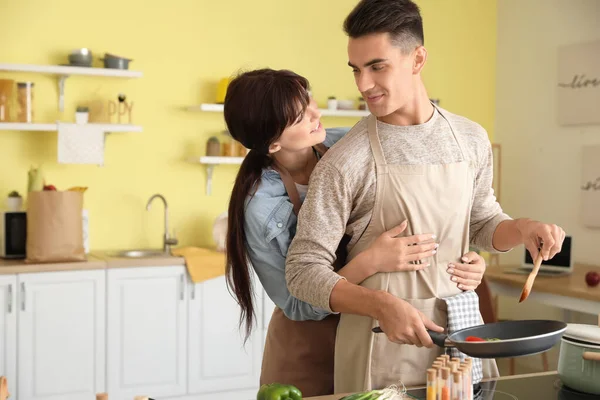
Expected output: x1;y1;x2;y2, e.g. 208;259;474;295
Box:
557;40;600;126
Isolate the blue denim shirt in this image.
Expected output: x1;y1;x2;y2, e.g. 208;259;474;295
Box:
244;128;350;321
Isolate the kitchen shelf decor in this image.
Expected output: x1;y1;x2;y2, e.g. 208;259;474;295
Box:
0;63;143;112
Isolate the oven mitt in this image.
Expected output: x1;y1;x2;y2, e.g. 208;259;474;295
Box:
443;290;484;383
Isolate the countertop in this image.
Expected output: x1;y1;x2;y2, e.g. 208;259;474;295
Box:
485;263;599;302
0;249;186;274
306;371;558;400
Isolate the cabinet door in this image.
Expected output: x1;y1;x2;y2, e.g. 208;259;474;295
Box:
188;275;262;394
107;266;187;399
18;270;105;400
0;275;17;399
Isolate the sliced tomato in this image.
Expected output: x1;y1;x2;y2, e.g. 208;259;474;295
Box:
465;336;486;342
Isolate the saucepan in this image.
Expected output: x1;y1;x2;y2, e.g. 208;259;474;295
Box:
557;322;600;395
373;319;567;358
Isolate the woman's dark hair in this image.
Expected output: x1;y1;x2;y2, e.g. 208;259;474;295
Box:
344;0;424;53
224;69;310;341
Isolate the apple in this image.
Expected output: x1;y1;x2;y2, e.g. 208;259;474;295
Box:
585;271;600;287
43;184;57;191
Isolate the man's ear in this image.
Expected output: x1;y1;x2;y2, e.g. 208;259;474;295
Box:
268;141;281;154
413;46;428;74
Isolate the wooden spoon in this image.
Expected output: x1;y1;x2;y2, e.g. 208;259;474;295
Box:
0;376;9;400
519;252;544;302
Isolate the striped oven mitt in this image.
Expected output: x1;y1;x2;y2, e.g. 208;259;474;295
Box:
443;290;484;383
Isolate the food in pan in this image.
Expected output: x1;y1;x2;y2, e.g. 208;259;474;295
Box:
465;336;501;342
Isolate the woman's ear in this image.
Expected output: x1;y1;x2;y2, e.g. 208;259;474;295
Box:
413;46;428;74
268;142;281;154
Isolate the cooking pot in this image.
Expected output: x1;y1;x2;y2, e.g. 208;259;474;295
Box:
101;53;133;70
558;322;600;395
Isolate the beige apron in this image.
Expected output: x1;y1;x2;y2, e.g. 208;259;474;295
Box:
260;144;342;397
334;108;499;392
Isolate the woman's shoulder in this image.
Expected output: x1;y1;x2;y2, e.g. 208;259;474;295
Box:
244;169;295;245
323;127;351;148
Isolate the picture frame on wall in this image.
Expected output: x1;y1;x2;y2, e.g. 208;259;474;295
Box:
557;40;600;126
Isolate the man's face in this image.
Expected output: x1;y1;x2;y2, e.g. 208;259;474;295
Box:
348;33;418;118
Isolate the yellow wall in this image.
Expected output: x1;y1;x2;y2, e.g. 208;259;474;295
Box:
0;0;497;251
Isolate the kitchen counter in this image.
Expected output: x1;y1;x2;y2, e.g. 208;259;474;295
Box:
0;249;186;274
307;371;590;400
486;263;599;303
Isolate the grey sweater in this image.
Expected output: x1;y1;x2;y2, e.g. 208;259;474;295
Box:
285;107;511;311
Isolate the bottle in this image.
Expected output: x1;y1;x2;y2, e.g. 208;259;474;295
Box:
16;82;34;123
426;368;437;400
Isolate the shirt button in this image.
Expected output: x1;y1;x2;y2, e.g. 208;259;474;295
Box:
277;222;283;228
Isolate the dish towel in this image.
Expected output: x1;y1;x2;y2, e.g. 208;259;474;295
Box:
443;290;484;384
57;122;105;165
171;246;226;283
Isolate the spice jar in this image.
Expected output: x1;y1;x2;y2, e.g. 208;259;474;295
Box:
0;79;14;122
221;130;237;157
236;140;248;157
16;82;34;123
206;136;221;157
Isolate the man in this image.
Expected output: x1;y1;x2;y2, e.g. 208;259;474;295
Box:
285;0;565;393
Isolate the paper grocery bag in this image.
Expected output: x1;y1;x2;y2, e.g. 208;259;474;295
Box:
26;191;85;263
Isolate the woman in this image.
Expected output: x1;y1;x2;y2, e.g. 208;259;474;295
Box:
223;69;482;396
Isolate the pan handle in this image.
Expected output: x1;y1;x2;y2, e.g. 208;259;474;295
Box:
371;326;449;348
583;351;600;362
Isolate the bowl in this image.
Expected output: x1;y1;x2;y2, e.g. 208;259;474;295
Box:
101;53;133;70
68;48;93;67
337;99;355;110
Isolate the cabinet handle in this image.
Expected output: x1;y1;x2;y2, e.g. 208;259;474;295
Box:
180;274;184;301
21;283;25;311
7;284;12;313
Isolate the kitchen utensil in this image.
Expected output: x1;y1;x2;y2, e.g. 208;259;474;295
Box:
557;318;600;395
0;376;9;400
101;53;132;70
372;319;567;358
68;48;93;67
519;251;543;302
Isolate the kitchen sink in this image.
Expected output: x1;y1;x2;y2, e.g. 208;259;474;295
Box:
111;249;169;258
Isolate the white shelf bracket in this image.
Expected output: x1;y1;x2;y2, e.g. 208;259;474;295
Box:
206;165;215;195
57;75;68;112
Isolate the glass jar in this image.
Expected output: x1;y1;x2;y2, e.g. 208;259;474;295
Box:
236;140;248;157
16;82;34;123
0;79;14;122
206;136;221;157
221;130;237;157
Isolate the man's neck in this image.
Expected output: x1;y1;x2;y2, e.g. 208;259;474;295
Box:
379;84;435;126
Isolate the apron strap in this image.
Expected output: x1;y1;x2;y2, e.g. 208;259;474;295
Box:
367;114;386;166
271;145;327;216
431;103;468;162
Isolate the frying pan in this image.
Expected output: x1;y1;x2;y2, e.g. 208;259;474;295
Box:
372;320;567;358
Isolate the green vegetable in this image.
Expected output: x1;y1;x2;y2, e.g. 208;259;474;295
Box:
339;385;406;400
257;383;302;400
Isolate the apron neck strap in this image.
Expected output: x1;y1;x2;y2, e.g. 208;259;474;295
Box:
431;103;468;161
367;114;387;166
271;145;327;216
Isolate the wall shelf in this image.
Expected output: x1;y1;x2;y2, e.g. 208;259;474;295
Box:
188;156;245;195
0;62;143;112
0;63;143;78
0;122;143;133
188;103;370;117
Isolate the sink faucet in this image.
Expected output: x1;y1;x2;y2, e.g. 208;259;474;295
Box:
146;194;178;253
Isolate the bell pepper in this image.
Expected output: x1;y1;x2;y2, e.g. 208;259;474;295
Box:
465;336;486;342
257;383;302;400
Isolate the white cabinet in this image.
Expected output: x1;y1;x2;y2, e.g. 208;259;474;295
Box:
107;266;187;400
0;275;17;399
187;275;262;395
17;270;105;400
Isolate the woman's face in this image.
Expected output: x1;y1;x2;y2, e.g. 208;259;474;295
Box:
269;97;325;154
